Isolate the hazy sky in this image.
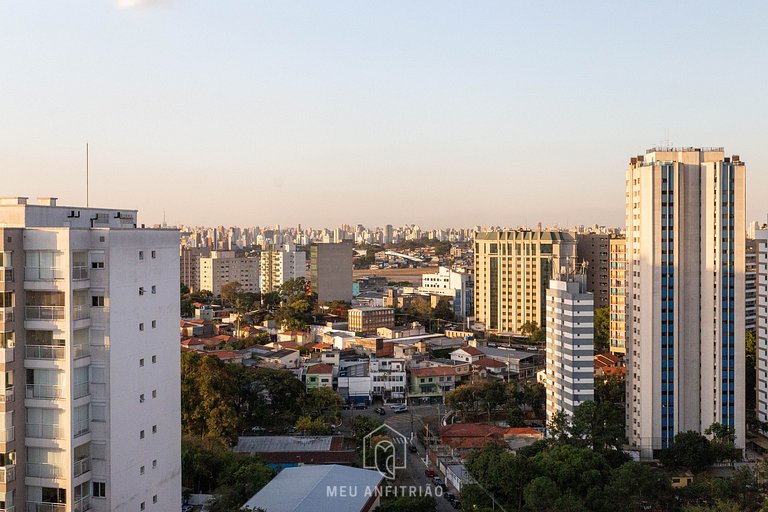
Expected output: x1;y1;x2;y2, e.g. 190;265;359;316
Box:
1;1;767;229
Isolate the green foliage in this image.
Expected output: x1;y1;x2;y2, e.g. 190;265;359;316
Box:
407;297;433;322
659;431;715;473
594;374;625;405
432;296;455;322
273;277;317;330
375;495;437;512
351;415;383;442
220;281;243;305
594;305;610;352
301;386;343;423
295;415;332;435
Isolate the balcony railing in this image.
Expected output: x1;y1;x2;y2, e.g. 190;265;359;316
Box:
72;266;89;281
26;384;63;400
74;420;89;438
74;382;89;400
25;462;65;479
73;497;91;512
73;343;90;359
0;426;14;443
0;506;15;512
26;345;66;360
0;386;14;403
26;423;65;440
0;347;13;364
0;308;13;323
72;305;90;321
26;503;65;512
25;306;65;321
74;457;91;477
24;267;65;281
0;464;15;484
0;268;13;282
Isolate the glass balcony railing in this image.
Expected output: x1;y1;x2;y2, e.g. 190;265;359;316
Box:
26;503;66;512
0;386;14;403
73;344;90;359
73;497;91;512
0;464;15;483
26;423;65;440
73;457;91;477
25;267;65;281
0;308;13;323
0;506;15;512
0;267;13;282
73;382;89;399
25;306;65;321
26;384;63;400
73;420;89;438
26;345;66;360
0;426;14;443
25;462;65;479
72;305;90;321
72;266;89;281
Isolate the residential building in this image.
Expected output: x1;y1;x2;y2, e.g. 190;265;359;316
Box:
369;358;406;401
625;148;746;458
609;235;627;356
0;196;181;511
260;244;307;294
310;241;353;303
747;238;758;334
305;363;334;389
348;307;394;334
336;361;371;404
450;346;484;364
544;273;594;426
418;266;474;319
199;250;259;296
179;246;210;292
575;232;611;307
474;230;577;334
409;366;461;400
755;228;768;423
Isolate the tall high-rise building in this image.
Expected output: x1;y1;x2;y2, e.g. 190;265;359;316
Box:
575;233;611;307
474;230;577;334
0;196;181;511
544;272;594;426
310;242;353;303
755;228;768;424
179;246;210;293
625;148;746;458
259;244;307;294
747;238;758;334
609;235;627;356
199;251;260;296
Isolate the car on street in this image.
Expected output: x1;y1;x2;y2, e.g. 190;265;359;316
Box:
341;403;351;410
354;402;368;410
424;468;436;478
374;407;386;415
444;492;456;502
393;405;408;413
250;426;266;433
388;403;404;409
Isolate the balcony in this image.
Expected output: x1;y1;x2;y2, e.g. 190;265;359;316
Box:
73;420;89;438
0;464;15;483
26;345;66;360
0;386;14;403
0;308;13;323
24;267;65;281
26;423;65;440
25;462;65;479
73;382;89;400
73;457;91;477
0;268;13;282
26;384;63;400
73;497;91;512
0;507;14;512
72;266;89;281
26;503;65;512
0;347;13;364
0;426;14;443
25;306;65;321
72;305;90;321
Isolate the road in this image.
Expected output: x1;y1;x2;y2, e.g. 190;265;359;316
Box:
342;404;457;511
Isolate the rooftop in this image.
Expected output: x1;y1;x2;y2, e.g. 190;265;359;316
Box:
235;436;337;453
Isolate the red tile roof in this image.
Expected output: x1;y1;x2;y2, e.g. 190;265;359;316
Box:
208;350;242;361
306;363;334;375
456;346;484;356
472;357;507;369
412;366;461;378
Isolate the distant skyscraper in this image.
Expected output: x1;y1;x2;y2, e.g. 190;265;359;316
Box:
609;235;627;356
474;230;577;334
199;251;260;295
545;272;594;426
259;244;307;294
0;196;181;511
747;238;758;334
310;241;353;303
625;147;746;458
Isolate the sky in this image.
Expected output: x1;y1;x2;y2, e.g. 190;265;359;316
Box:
1;1;767;229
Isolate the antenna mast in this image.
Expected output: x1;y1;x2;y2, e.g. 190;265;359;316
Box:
86;142;89;207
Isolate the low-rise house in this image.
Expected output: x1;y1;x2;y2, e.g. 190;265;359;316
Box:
277;330;312;345
180;319;215;337
594;352;625;378
337;361;372;404
409;366;462;400
234;436;357;471
207;350;245;364
476;345;544;379
440;423;543;452
450;346;484;364
472;357;509;377
260;348;301;369
306;363;334;389
370;358;407;401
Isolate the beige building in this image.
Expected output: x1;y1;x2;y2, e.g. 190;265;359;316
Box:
259;244;306;294
199;251;260;296
609;235;626;356
474;230;577;334
625;147;746;458
575;233;611;307
180;246;210;292
348;307;395;334
310;242;352;303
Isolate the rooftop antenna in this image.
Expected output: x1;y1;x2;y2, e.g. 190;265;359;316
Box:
86;142;89;207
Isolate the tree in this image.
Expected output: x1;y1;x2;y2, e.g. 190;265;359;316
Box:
523;476;560;511
605;461;672;512
407;297;432;323
208;454;274;512
376;496;437;512
433;297;455;322
659;431;715;473
594;305;610;352
301;387;343;424
295;415;332;435
595;374;625;405
568;400;626;452
220;281;243;305
705;423;738;463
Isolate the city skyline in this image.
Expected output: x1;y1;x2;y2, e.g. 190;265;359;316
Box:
3;1;768;227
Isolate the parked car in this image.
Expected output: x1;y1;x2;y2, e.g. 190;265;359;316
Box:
182;505;193;512
424;468;436;478
432;477;444;486
354;402;368;410
394;405;408;413
389;403;404;409
374;407;386;415
250;426;266;433
341;403;351;410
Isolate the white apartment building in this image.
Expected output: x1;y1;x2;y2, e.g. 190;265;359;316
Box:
199;251;259;296
369;359;406;401
755;228;768;423
259;244;306;294
0;197;181;511
544;274;594;427
419;266;474;320
626;148;746;459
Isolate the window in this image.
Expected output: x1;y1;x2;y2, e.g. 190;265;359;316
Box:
92;296;104;307
138;251;144;260
139;323;144;331
140;502;145;511
152;459;158;468
140;465;145;475
152;425;157;434
152;355;157;364
152;389;157;398
140;430;145;439
91;261;104;269
139;287;145;296
151;285;156;294
139;394;145;403
151;251;156;259
139;358;144;367
99;236;105;243
153;495;158;504
151;320;156;328
93;481;106;498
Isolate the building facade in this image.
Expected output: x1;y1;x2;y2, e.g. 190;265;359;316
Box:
755;228;768;424
544;274;594;426
609;235;627;356
625;148;746;458
199;251;260;296
310;242;353;303
747;239;758;334
0;196;181;511
419;266;474;320
259;244;307;294
179;246;210;293
474;230;577;334
348;308;395;334
575;233;611;307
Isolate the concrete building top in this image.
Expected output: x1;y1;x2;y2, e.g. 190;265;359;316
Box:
0;197;143;229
